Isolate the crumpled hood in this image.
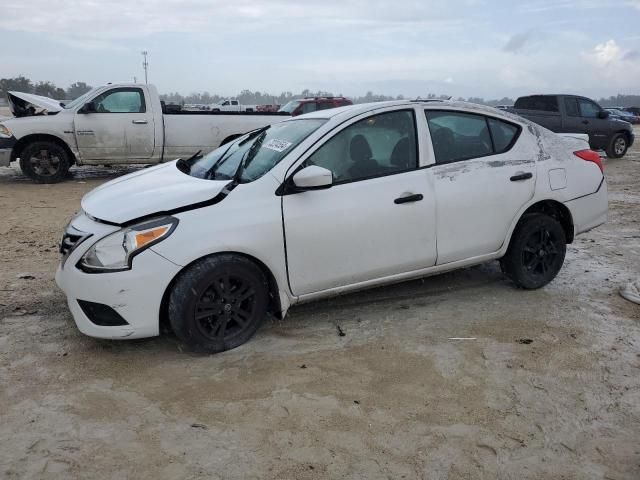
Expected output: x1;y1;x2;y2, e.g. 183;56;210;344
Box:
81;161;230;224
8;91;63;117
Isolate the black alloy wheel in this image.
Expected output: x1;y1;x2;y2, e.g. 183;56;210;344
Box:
168;255;269;353
194;272;259;341
500;213;567;289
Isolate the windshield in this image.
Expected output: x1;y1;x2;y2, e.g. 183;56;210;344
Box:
64;87;101;110
278;100;301;113
188;119;326;182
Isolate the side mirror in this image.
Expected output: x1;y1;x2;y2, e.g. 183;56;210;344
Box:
80;101;97;114
292;165;333;190
597;110;609;119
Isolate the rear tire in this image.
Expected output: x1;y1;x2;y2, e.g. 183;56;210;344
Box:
605;133;628;158
19;141;71;183
500;213;566;289
168;255;269;353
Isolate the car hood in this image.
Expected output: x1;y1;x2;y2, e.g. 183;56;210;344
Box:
7;91;63;117
81;161;230;224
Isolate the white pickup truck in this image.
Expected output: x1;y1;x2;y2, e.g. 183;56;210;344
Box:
209;99;257;113
0;84;288;183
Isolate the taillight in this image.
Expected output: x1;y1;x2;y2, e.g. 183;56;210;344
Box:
574;149;604;173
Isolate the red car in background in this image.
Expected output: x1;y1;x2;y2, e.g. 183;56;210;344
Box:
278;96;353;116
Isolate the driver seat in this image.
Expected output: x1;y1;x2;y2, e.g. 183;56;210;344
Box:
348;135;378;179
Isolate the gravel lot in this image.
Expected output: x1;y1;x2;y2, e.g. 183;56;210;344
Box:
1;128;639;479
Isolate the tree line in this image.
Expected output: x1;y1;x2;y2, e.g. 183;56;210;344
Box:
1;76;638;108
0;76;93;102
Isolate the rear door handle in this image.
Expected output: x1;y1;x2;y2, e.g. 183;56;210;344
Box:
582;120;589;125
510;172;533;182
132;120;148;124
394;193;423;204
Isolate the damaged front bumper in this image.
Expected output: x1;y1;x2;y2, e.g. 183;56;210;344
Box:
55;212;182;339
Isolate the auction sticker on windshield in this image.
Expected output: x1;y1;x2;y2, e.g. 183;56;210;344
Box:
263;139;293;152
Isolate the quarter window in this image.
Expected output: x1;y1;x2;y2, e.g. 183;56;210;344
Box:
92;88;145;113
425;111;520;164
306;110;418;183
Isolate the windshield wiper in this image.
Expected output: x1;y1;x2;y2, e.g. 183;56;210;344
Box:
176;150;202;173
205;126;270;180
232;130;268;184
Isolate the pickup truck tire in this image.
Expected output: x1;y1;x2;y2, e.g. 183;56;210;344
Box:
168;254;269;353
605;133;628;158
19;141;71;184
500;213;566;289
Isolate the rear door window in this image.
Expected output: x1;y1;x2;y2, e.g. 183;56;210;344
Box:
425;111;492;163
487;118;519;153
564;98;580;117
425;111;521;164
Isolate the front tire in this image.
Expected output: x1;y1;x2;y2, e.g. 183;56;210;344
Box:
19;141;71;183
500;213;566;289
168;255;269;353
606;133;628;159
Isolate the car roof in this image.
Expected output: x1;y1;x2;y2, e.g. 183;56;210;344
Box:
292;99;523;124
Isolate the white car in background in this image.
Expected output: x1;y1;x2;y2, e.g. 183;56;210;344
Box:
56;100;608;353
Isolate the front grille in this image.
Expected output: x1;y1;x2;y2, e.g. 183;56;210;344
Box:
59;224;91;265
60;231;84;256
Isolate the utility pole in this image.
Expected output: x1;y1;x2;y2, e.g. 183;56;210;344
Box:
141;51;149;84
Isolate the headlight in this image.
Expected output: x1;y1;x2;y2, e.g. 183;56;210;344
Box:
0;124;12;138
79;217;178;272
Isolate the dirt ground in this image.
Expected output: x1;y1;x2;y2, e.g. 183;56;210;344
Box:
1;129;639;480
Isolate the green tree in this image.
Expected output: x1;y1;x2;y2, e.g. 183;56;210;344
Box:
0;76;34;97
34;81;65;99
66;82;92;100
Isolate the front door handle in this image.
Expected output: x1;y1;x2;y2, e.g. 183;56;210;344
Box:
510;172;533;182
132;120;148;124
582;120;589;125
394;193;423;204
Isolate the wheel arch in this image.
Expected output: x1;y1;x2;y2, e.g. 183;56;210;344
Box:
11;133;77;165
504;199;575;253
617;130;632;144
159;251;286;335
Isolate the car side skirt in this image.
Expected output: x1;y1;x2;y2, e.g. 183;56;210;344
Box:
293;251;502;305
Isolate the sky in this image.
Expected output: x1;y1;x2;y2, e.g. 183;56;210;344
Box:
1;0;639;99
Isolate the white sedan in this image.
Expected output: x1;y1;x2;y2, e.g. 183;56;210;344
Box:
56;100;608;352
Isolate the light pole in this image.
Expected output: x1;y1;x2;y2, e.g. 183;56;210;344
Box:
141;51;149;84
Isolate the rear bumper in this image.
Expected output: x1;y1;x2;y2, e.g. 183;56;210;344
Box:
566;178;608;236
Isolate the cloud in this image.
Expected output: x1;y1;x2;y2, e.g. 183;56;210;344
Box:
623;50;640;61
503;31;534;53
586;39;622;67
626;0;640;9
0;0;471;38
